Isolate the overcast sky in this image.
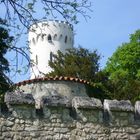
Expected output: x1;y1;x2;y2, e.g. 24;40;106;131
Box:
1;0;140;82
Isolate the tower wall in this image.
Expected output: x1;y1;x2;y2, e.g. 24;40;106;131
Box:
29;20;74;79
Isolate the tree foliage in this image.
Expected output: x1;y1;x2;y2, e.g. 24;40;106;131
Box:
0;0;91;27
48;47;100;82
0;18;13;102
105;29;140;103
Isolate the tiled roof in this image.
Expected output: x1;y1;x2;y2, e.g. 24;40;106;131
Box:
15;76;90;86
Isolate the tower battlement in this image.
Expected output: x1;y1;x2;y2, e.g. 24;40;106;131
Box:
29;20;74;78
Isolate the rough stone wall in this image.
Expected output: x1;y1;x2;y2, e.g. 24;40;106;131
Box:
1;92;140;140
18;81;88;108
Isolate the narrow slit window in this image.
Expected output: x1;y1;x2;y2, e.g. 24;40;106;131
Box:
53;34;57;40
32;38;35;44
59;34;63;40
48;34;52;42
50;52;53;62
41;34;45;41
36;55;38;65
37;34;40;42
65;36;67;43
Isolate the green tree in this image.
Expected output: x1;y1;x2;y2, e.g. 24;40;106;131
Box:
48;47;109;100
0;18;13;102
105;29;140;103
48;47;100;82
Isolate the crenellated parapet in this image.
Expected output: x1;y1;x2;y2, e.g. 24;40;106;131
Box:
1;91;140;139
29;20;73;45
3;92;140;125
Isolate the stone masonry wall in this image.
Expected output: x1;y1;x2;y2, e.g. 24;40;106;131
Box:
1;92;140;140
18;81;88;109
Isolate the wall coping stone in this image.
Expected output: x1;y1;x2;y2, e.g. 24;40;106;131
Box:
4;92;140;114
104;99;134;112
5;91;35;105
72;96;103;109
42;95;71;107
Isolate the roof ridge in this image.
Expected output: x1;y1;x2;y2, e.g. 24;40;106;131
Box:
15;76;90;86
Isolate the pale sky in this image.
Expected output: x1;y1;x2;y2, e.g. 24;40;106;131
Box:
75;0;140;68
1;0;140;82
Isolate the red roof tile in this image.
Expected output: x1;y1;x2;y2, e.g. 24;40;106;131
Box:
15;76;90;86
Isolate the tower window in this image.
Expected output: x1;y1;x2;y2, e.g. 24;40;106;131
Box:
37;34;40;42
65;36;68;43
59;34;63;40
36;55;38;65
53;34;57;40
48;34;52;42
41;34;46;41
50;52;53;62
32;38;35;44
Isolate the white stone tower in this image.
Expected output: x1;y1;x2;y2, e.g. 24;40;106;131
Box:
28;20;74;79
